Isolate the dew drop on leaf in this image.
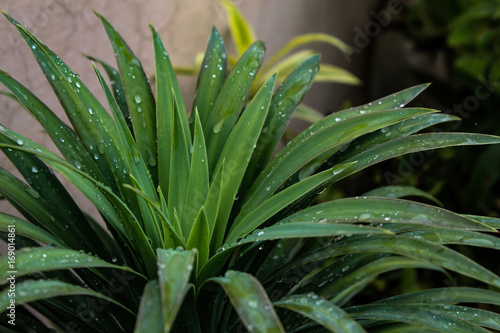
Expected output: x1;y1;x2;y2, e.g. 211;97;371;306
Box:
213;119;224;134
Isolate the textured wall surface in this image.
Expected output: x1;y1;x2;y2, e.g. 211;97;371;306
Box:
0;0;378;217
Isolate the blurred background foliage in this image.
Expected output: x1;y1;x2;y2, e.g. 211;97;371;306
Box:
320;0;500;219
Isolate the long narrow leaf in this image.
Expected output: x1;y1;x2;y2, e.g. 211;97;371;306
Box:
275;294;366;333
0;247;139;281
192;27;227;129
210;74;275;250
204;41;266;174
96;12;158;174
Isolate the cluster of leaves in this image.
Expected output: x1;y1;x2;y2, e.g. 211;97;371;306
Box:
0;6;500;333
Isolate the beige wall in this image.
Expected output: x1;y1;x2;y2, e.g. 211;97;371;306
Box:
0;0;377;218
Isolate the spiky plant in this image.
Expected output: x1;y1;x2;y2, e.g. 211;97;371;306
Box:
1;9;500;333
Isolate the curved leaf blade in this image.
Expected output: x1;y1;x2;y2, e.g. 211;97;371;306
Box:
212;270;285;333
0;247;139;281
275;294;366;333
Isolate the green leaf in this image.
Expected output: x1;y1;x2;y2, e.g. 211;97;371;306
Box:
134;280;163;333
0;280;132;315
275;294;367;333
151;23;192;198
401;228;500;249
239;108;434;217
212;270;285;333
239;222;392;245
280;197;494;232
157;248;196;332
204;41;266;174
346;304;491;333
0;166;86;249
465;215;500;230
167;96;191;233
210;74;276;250
205;160;224;255
243;55;320;189
324;256;443;305
414;305;500;331
182;111;209;235
192;27;227;129
96;12;158;173
374;287;500;306
226;161;357;243
0;70;107;185
315;63;361;85
85;55;132;133
364;186;443;206
292;234;500;288
4;13;125;194
94;64;163;250
0;247;139;281
0;138;155;275
187;207;210;270
219;0;257;56
0;213;64;248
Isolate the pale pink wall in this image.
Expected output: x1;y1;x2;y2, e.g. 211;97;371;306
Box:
0;0;376;218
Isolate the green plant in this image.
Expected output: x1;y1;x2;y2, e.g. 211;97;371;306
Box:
1;8;500;333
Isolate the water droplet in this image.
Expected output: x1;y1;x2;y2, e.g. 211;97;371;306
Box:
74;159;83;169
213;119;224;133
134;94;142;104
25;187;40;198
342;265;350;272
75;81;81;88
335;117;341;122
16;139;24;145
97;143;105;154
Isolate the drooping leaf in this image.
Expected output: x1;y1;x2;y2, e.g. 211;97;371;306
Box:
0;280;133;315
364;186;443;206
0;213;63;248
0;247;139;281
346;304;491;333
212;270;285;333
275;294;366;333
